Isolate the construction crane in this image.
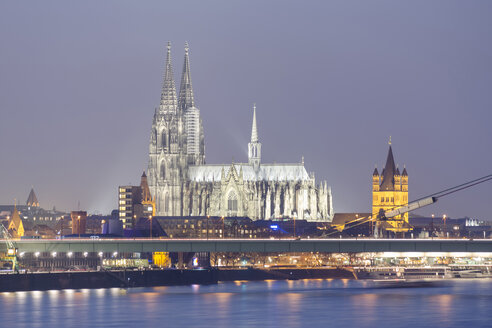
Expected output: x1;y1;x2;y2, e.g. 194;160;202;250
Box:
329;173;492;237
0;224;19;272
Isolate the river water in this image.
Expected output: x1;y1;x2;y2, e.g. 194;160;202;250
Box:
0;279;490;328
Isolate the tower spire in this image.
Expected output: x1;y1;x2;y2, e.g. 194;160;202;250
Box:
248;104;261;168
251;103;258;143
380;142;396;191
160;41;177;112
179;41;195;111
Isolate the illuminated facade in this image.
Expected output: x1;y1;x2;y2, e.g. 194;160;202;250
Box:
372;140;410;233
8;205;25;238
146;42;333;221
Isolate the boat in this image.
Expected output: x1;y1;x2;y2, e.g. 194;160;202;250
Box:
457;270;492;278
353;266;450;280
448;264;492;278
373;278;448;288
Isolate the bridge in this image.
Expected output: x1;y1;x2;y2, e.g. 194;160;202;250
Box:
3;238;492;254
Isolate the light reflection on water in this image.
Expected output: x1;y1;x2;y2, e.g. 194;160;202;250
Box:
0;279;491;328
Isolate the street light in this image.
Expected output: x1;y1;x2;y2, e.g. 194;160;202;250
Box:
77;215;81;238
443;214;447;238
293;214;296;239
431;214;435;237
221;216;225;239
149;215;153;238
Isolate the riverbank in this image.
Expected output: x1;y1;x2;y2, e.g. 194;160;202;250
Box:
0;267;354;292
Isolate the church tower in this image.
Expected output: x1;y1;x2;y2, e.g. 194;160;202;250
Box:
179;42;205;165
140;171;155;216
26;188;39;207
248;104;261;169
148;42;188;216
371;138;410;234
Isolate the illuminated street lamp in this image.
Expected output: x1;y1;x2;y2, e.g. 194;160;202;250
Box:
221;216;225;239
77;215;81;238
443;214;447;238
149;215;153;238
293;214;297;239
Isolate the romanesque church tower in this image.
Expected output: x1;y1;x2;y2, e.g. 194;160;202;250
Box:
372;139;409;233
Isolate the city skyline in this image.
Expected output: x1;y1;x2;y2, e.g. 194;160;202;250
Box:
1;1;491;219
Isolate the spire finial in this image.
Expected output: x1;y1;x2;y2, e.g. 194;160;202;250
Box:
251;103;258;143
167;41;171;53
388;136;392;145
184;41;189;53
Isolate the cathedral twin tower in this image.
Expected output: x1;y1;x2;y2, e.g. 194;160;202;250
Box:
147;42;333;221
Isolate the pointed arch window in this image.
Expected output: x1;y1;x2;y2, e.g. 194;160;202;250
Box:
164;194;170;213
162;130;167;148
227;190;238;213
161;163;166;179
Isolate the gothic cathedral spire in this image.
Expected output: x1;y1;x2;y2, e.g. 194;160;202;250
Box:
248;103;261;168
251;103;258;143
160;42;178;113
179;41;195;112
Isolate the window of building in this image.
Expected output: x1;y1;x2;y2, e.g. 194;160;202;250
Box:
228;190;238;213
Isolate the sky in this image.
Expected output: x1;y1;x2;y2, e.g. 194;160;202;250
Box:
0;1;491;219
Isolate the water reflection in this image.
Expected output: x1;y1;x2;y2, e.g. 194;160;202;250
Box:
0;280;490;328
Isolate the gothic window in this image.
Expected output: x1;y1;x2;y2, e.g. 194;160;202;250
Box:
161;163;166;179
381;197;384;202
227;190;238;213
164;195;169;213
162;130;167;148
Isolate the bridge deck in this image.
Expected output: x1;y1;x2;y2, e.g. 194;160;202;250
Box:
2;238;491;253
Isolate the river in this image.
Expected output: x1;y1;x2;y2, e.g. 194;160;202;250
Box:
0;279;490;327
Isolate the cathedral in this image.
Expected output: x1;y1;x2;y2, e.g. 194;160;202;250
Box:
146;42;333;222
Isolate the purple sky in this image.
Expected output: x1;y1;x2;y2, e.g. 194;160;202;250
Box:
1;1;491;219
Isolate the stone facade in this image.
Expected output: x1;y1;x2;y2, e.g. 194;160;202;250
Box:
371;140;410;233
147;42;333;222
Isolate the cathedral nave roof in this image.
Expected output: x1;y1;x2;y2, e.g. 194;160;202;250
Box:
188;163;310;182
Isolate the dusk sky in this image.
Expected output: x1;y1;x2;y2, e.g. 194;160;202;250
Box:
0;1;491;219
